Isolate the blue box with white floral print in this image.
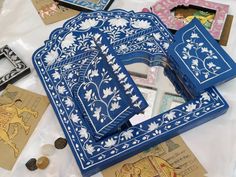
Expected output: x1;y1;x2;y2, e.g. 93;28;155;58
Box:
72;34;148;140
168;18;236;97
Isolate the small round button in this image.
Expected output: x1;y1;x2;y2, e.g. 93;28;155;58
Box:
25;158;38;171
36;156;50;169
54;137;67;149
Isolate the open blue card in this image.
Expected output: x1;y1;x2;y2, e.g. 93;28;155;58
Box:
33;10;230;176
72;35;148;140
168;18;236;97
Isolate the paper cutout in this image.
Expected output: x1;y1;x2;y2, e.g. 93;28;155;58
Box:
0;85;49;170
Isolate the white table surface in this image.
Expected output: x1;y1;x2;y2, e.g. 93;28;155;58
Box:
0;0;236;177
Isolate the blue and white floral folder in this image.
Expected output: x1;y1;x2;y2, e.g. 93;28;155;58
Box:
33;10;230;176
58;0;114;11
72;34;148;140
168;18;236;97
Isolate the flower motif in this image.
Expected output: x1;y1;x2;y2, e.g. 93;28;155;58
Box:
201;92;211;101
118;72;126;81
186;43;193;49
153;33;161;41
119;44;128;52
148;122;159;131
58;85;66;94
61;33;76;49
131;95;138;103
163;111;176;121
103;87;113;98
107;54;114;63
112;63;120;71
104;138;117;148
131;19;151;29
79;127;88;139
101;45;107;52
85;144;95;155
71;113;79;123
108;18;129;27
93;107;102;121
79;18;98;30
163;42;169;50
185;103;197;112
192;59;198;66
52;71;60;80
201;47;208;53
68;73;73;79
122;129;134;140
207;62;216;69
45;50;58;66
85;89;92;101
137;36;145;41
90;69;99;77
191;32;199;38
94;33;101;41
65;97;73;107
111;102;120;111
124;83;131;90
64;64;72;70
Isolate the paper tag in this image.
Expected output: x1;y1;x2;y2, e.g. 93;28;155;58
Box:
31;0;79;25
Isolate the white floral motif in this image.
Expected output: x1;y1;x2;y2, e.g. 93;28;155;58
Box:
185;103;197;112
131;19;151;29
103;87;113;98
148;122;159;131
118;72;126;81
52;71;60;80
104;138;116;148
45;50;58;66
124;83;131;90
58;85;66;94
122;129;134;140
64;64;72;70
108;18;129;27
80;18;98;30
191;32;199;38
65;97;73;107
85;89;92;101
163;111;176;121
71;113;79;123
111;102;120;111
112;63;120;71
163;43;169;50
93;107;102;121
90;69;99;77
153;33;161;41
207;62;216;69
85;144;95;155
61;33;76;49
131;95;138;103
79;127;89;139
201;92;211;101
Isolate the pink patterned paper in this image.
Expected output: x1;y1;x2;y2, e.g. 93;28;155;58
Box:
143;0;229;40
132;67;159;89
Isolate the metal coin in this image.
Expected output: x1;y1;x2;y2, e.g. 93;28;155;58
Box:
25;158;38;171
54;137;67;149
40;144;55;156
36;156;50;169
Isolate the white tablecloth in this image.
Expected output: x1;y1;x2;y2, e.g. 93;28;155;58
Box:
0;0;236;177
